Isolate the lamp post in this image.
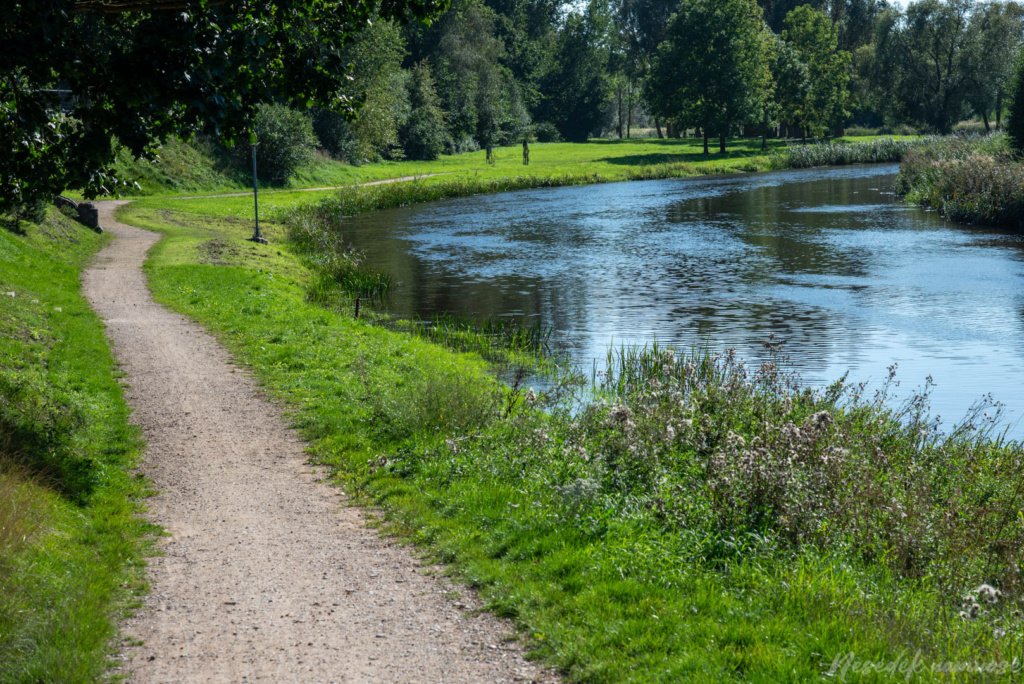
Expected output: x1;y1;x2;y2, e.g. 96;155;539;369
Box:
249;141;267;244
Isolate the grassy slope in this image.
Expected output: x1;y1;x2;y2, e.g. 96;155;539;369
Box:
125;199;1015;682
0;211;151;682
125;135;907;221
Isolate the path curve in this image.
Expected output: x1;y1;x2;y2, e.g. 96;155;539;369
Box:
169;173;443;201
83;202;552;683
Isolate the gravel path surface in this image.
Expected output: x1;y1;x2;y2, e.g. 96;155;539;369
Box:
83;202;553;683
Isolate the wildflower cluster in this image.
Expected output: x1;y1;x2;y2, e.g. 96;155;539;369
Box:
520;346;1024;600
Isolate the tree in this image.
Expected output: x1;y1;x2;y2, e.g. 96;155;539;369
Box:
770;33;809;138
1;0;446;217
401;62;448;160
250;105;318;185
422;0;527;151
874;0;973;133
963;2;1024;132
781;4;851;139
614;0;678;137
313;19;410;163
646;0;773;154
1008;47;1024;154
540;1;613;142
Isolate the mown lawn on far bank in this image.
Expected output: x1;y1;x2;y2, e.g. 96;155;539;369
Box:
122;197;1024;683
125;134;912;221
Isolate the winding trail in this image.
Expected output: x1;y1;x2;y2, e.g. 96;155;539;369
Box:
169;173;443;200
83;202;552;683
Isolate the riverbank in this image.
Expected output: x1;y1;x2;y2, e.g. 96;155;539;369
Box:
121;195;1024;681
0;210;150;680
125;135;915;222
896;133;1024;230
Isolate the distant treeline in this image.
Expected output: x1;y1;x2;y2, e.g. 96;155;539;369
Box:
315;0;1023;161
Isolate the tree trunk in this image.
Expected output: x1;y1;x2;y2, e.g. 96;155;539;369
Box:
996;92;1003;130
702;130;709;155
626;80;633;139
616;87;624;139
655;116;664;139
983;111;991;133
719;133;726;154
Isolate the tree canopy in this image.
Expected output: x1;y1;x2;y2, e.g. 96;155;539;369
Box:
1;0;446;215
647;0;773;153
5;0;1024;211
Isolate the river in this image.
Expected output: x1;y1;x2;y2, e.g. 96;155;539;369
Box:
341;164;1024;437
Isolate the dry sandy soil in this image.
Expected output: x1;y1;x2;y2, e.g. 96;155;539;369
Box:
83;202;555;683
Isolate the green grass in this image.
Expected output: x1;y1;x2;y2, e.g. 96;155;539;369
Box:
124;135;912;222
0;210;151;682
125;200;1024;682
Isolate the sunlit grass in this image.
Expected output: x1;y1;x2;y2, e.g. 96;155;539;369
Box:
0;209;151;681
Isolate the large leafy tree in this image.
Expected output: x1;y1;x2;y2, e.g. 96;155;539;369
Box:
400;61;447;160
781;4;851;140
614;0;678;136
646;0;773;154
1009;45;1024;153
417;0;527;151
539;0;612;142
963;1;1024;131
874;0;973;133
1;0;445;217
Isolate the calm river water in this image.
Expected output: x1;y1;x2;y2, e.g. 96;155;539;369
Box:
342;164;1024;437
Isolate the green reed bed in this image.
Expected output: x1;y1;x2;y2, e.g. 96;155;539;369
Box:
782;136;921;168
896;134;1024;230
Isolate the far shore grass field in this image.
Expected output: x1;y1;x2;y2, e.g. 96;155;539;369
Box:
124;134;912;221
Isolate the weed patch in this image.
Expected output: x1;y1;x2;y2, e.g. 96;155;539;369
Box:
896;134;1024;229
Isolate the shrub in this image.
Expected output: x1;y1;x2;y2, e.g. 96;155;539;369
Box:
400;63;447;161
312;109;356;161
249;104;318;185
533;121;562;143
896;134;1024;229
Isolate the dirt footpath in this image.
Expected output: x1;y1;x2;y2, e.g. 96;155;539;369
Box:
83;202;553;683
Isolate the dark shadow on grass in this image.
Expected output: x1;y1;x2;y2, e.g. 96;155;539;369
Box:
598;149;767;166
0;216;26;236
591;138;785;166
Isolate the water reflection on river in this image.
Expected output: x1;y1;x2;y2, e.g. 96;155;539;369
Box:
341;164;1024;436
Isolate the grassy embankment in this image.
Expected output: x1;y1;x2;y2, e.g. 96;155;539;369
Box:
124;130;1024;679
896;133;1024;230
122;135;915;223
0;211;151;681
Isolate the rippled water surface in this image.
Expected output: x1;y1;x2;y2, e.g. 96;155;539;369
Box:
342;164;1024;435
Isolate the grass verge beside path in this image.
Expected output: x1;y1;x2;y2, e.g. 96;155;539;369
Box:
126;199;1024;682
0;210;151;681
